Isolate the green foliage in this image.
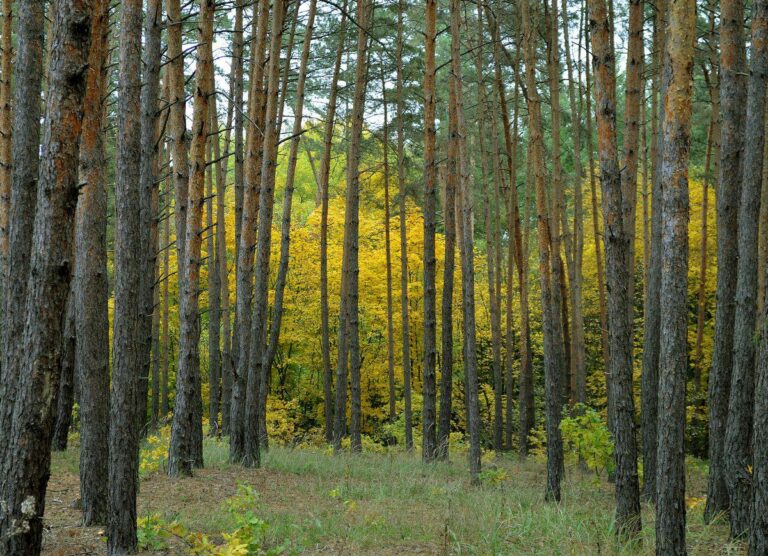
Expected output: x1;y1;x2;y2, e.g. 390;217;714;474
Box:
559;404;615;478
137;514;171;551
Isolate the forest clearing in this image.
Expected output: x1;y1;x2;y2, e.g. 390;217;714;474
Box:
45;440;735;555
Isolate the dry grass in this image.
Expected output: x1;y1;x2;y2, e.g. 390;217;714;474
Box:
43;438;744;555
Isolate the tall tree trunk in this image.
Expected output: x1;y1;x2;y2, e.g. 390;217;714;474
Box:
161;171;171;418
207;109;221;435
223;0;244;437
621;0;643;328
437;5;457;461
641;0;666;502
262;0;317;417
168;0;214;477
0;0;44;437
655;0;696;550
522;0;564;501
396;0;414;452
451;0;481;483
561;0;586;408
706;0;747;522
0;2;92;551
76;0;110;525
336;0;368;454
724;0;768;536
108;0;143;550
137;0;163;438
230;0;270;462
474;5;503;456
320;7;347;444
588;0;642;534
485;6;534;454
382;70;396;423
244;0;285;464
422;0;438;463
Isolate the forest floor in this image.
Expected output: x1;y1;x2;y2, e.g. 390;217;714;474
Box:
43;437;743;555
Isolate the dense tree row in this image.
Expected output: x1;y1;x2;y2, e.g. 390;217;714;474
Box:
1;0;768;554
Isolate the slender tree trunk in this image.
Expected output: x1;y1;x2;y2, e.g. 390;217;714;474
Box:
320;8;347;444
451;0;481;483
561;0;586;408
382;70;396;423
522;0;564;501
588;0;642;534
641;0;666;502
437;10;457;461
621;0;643;328
137;0;163;438
230;0;270;462
108;0;143;550
706;0;747;522
262;0;317;415
168;0;214;477
207;108;221;435
161;172;171;418
655;0;696;551
76;0;110;525
473;5;503;456
584;16;610;384
245;0;286;463
724;0;768;536
396;0;413;452
422;0;438;463
0;2;92;551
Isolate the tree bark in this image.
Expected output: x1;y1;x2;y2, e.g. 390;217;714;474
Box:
706;0;747;522
641;0;666;502
108;0;143;550
451;0;481;483
0;0;92;552
0;0;44;438
396;0;413;452
319;7;347;444
76;0;110;525
137;0;163;438
724;0;768;536
588;0;642;533
230;0;270;463
523;0;564;501
52;292;76;451
168;0;214;477
422;0;438;463
0;0;12;299
243;0;285;465
655;0;696;551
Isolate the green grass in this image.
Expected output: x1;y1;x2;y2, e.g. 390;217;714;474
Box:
50;438;745;555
